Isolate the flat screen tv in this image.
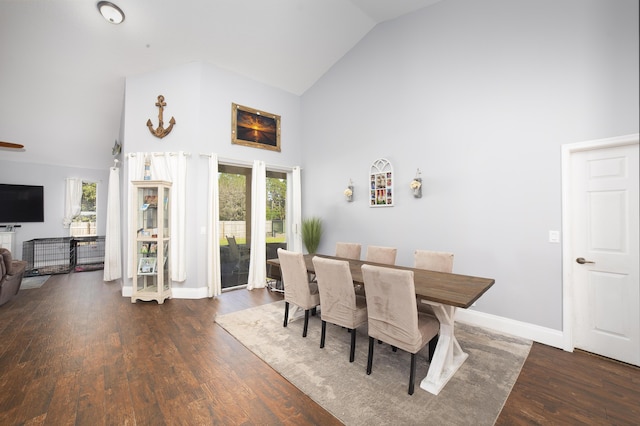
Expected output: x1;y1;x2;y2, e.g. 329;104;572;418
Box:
0;184;45;223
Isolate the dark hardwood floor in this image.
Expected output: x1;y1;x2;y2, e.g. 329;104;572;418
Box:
1;271;638;425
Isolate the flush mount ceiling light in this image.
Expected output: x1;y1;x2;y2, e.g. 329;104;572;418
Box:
97;1;125;24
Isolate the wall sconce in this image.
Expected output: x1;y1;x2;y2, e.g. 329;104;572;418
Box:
344;179;354;202
410;169;422;198
97;1;125;24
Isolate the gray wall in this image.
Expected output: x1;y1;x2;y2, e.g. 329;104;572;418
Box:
300;0;639;330
0;159;109;255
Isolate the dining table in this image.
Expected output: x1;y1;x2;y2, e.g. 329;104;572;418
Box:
266;253;495;395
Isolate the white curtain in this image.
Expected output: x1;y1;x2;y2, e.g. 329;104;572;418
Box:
164;152;188;282
127;153;146;278
290;166;303;252
63;178;83;228
126;152;188;281
103;164;121;281
206;154;222;297
247;160;266;290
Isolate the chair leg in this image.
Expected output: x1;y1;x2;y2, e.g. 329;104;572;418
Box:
428;334;439;361
283;301;289;327
409;353;416;395
366;336;374;375
302;309;310;337
349;328;356;362
320;320;326;348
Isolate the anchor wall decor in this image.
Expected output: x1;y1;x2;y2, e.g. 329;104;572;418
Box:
146;95;176;139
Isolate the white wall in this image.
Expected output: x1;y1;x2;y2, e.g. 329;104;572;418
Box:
122;62;302;294
300;0;639;330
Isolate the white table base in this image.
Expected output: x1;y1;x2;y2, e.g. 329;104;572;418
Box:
419;300;469;395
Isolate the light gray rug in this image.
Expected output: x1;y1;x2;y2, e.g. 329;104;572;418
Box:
20;275;50;290
215;301;532;426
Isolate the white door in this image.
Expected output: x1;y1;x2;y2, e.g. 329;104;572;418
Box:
571;140;639;366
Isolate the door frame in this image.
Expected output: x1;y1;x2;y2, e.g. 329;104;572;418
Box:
561;133;640;352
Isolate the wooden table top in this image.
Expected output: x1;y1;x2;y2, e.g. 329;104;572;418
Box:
267;254;495;309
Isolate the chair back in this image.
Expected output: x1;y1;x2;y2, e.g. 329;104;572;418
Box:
313;256;366;328
227;236;239;260
335;242;362;260
277;248;317;309
365;245;397;265
414;250;454;273
362;264;426;353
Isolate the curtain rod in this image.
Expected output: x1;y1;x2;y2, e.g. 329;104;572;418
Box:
199;153;298;173
126;152;192;157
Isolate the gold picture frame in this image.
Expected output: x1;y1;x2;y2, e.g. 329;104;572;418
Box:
231;103;281;152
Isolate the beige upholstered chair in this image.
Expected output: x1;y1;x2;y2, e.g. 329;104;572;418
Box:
414;249;454;273
312;256;367;362
365;245;397;265
413;249;454;359
361;264;440;395
277;248;321;337
335;242;362;260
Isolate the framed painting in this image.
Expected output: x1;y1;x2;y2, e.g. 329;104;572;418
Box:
231;103;281;152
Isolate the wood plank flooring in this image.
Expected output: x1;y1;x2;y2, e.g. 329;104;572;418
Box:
1;271;638;425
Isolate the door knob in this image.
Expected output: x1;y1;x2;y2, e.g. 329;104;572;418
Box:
576;257;595;264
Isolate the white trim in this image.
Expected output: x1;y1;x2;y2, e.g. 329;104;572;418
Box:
455;308;565;349
560;133;640;352
122;285;210;299
122;284;564;348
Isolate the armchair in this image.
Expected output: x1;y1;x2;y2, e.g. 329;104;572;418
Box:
0;248;27;306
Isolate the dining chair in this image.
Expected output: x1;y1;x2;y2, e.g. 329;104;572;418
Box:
413;249;454;359
414;249;454;273
312;256;368;362
365;245;397;265
335;242;362;260
277;248;321;337
227;235;250;269
361;264;440;395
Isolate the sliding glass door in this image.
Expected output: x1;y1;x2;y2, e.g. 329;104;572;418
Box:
218;164;287;290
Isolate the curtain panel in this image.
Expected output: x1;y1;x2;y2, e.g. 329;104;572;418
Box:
103;164;122;281
247;160;267;290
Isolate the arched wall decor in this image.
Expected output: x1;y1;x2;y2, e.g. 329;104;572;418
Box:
369;158;394;207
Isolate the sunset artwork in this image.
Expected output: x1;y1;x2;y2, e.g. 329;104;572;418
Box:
232;103;281;151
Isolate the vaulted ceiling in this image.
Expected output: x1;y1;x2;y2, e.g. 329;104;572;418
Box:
0;0;441;168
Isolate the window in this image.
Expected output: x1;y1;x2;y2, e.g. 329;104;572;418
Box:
70;181;97;237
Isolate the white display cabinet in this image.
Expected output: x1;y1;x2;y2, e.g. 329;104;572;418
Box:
131;180;172;304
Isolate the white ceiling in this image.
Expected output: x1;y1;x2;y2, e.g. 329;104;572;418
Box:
0;0;441;167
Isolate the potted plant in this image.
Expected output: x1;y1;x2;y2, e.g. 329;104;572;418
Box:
301;217;323;254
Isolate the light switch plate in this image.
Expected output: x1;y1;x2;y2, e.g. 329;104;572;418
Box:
549;230;560;243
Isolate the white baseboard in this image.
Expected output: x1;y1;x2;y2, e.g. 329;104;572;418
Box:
455;308;566;350
121;285;210;300
120;285;566;350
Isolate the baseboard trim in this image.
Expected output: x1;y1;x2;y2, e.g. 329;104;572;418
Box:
121;286;210;300
455;308;566;350
121;285;566;349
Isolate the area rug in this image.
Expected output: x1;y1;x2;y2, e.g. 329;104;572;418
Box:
19;275;50;290
215;301;532;426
